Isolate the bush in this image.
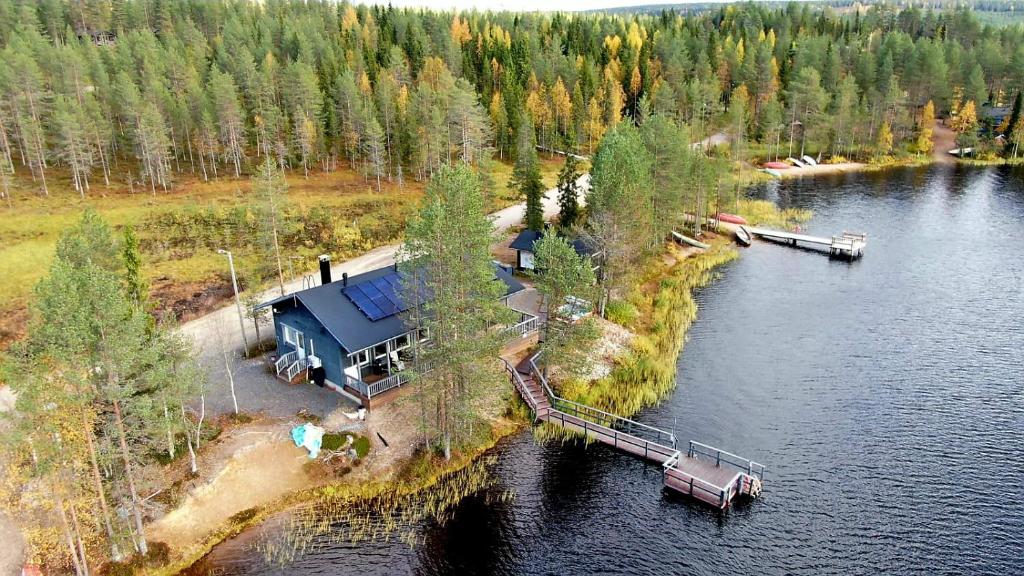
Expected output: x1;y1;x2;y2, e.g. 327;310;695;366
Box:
321;432;370;458
605;300;638;327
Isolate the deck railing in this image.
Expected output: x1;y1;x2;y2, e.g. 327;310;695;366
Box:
506;310;540;338
367;371;411;397
687;440;766;480
527;353;677;450
502;359;545;420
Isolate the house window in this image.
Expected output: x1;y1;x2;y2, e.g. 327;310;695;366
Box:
351;349;370;367
283;324;304;349
418;327;430;342
373;343;388;359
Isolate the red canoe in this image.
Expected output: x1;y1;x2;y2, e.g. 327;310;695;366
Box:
716;212;748;225
763;161;791;169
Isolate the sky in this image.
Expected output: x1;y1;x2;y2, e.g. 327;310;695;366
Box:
372;0;722;12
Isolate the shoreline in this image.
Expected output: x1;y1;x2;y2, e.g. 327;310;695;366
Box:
164;235;744;575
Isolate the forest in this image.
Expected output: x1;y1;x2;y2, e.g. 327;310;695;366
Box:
2;0;1024;194
0;0;1023;339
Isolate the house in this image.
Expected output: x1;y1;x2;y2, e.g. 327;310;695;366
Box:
509;229;601;271
982;105;1011;130
260;256;532;404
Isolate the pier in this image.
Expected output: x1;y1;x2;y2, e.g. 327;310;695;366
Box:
505;354;765;509
746;227;867;258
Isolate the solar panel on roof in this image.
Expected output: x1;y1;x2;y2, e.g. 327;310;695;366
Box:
343;271;413;321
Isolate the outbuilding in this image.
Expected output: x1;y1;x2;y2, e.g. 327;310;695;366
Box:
509;229;601;272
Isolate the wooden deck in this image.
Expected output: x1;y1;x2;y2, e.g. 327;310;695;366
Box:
507;355;765;509
747;227;867;258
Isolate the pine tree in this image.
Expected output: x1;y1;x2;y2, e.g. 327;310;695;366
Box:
253;158;288;295
122;225;148;309
556;155;582;229
361;112;386;192
210;68;246;177
399;165;512;459
51;95;93;197
511;121;544;231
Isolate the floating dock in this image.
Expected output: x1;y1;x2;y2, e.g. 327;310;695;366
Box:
746;227;867;258
506;355;765;509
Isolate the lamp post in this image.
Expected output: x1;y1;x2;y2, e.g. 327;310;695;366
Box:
217;249;250;353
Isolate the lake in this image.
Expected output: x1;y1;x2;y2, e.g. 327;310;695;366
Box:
191;165;1024;575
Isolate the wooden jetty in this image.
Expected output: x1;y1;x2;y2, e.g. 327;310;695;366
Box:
746;227;867;258
505;354;765;509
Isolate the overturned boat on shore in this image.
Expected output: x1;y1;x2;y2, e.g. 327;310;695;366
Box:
671;230;711;250
735;226;752;246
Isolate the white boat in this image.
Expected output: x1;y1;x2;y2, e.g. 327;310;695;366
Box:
948;147;973;156
801;155;817;166
735;226;752;246
671;231;710;250
761;168;782;178
786;157;807;168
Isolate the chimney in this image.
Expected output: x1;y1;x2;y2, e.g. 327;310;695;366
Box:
342;272;348;287
319;254;332;285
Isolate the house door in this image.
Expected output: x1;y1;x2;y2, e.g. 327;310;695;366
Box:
284;325;307;359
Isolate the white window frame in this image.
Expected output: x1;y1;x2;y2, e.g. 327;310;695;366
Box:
283;324;304;349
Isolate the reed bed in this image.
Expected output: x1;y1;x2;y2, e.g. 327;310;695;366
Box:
735;198;812;229
562;243;739;419
255;444;512;566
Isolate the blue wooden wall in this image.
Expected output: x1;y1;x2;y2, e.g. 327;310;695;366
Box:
272;301;349;386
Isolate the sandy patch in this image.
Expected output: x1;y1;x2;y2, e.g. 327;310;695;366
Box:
146;420;319;553
586;317;635;380
776;161;867;178
0;385;14;413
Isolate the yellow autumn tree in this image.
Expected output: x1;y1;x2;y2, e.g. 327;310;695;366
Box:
586;96;605;154
916;100;935;155
876;121;894;157
551;77;572;135
950;100;978;135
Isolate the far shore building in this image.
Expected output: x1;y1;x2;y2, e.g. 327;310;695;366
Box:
259;256;536;405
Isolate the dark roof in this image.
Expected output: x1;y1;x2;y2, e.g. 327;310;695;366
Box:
510;229;543;251
983;106;1011;118
263;263;525;354
510;229;599;258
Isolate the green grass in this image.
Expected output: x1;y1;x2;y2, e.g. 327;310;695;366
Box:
0;157;564;345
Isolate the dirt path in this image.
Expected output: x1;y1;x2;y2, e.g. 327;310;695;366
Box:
932;120;957;164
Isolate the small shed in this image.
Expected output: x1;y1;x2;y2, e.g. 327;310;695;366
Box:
509;230;601;272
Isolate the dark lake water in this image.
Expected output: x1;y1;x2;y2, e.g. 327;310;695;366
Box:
191;165;1024;575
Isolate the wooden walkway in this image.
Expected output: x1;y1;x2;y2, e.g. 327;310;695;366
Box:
505;355;765;509
746;227;867;258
